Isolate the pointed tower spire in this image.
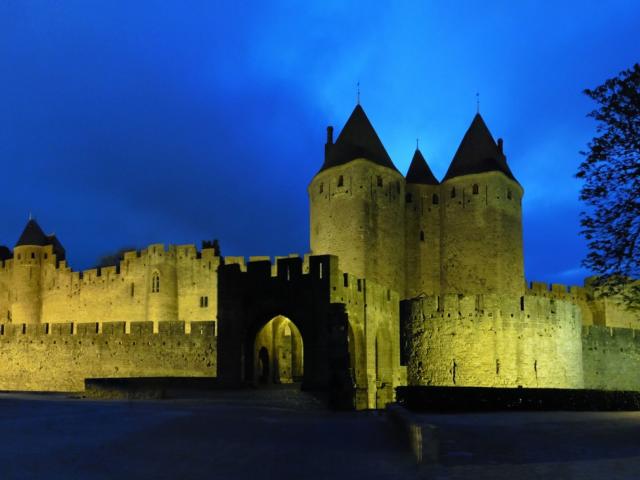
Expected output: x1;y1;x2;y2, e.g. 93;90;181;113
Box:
320;104;398;173
442;113;517;183
15;218;49;247
406;148;439;185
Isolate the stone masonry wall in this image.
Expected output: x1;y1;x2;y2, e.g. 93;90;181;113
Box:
582;325;640;391
0;320;216;391
309;159;407;297
404;294;584;389
0;244;219;326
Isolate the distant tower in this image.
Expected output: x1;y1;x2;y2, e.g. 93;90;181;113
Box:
11;219;47;324
439;114;524;296
308;105;406;295
404;148;440;297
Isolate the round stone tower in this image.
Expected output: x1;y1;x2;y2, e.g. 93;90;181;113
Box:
404;148;441;298
439;114;524;296
11;219;48;324
309;105;406;296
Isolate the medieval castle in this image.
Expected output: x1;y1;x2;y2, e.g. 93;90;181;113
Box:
0;104;638;409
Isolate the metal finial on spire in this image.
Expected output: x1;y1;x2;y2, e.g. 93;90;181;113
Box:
28;212;32;221
357;81;360;105
416;138;419;150
476;91;480;114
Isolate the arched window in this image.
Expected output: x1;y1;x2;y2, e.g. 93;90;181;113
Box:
432;194;439;205
507;190;513;200
338;175;344;187
451;187;456;198
319;183;324;194
376;176;383;187
420;230;425;242
151;272;160;293
472;184;479;195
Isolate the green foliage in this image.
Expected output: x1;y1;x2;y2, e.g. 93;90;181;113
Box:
577;64;640;310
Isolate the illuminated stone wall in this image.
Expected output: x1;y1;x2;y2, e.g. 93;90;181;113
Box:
0;244;219;327
527;281;640;330
439;171;525;297
217;254;405;409
309;159;407;297
0;320;215;391
329;265;406;409
582;325;640;390
403;293;584;388
405;182;440;297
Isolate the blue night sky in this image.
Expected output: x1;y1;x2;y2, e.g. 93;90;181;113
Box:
1;1;638;286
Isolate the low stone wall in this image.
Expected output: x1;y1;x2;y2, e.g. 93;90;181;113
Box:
0;321;216;391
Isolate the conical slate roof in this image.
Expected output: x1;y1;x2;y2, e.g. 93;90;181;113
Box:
405;149;439;185
320;105;398;173
443;113;517;183
15;219;49;247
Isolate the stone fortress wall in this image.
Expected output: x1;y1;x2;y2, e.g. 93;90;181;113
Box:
0;242;219;327
218;253;405;409
402;281;640;391
0;102;638;405
0;239;219;392
403;291;584;389
0;320;215;391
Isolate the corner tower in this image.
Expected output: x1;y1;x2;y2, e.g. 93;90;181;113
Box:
405;148;441;297
440;114;524;296
308;105;406;295
11;219;48;324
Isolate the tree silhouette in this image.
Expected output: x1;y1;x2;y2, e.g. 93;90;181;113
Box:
577;63;640;309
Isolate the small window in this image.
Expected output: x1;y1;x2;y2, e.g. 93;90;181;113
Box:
343;273;348;287
472;184;479;195
338;175;344;187
44;253;48;259
319;262;323;279
507;190;513;200
151;273;160;293
17;254;21;260
420;231;425;242
357;279;362;292
319;183;324;193
451;187;456;198
377;176;383;187
200;296;209;308
405;193;413;203
432;194;439;205
31;252;35;259
130;283;135;297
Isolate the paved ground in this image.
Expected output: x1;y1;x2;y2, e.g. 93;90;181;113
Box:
0;388;639;479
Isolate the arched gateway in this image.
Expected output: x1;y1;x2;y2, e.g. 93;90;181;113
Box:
254;316;303;385
216;255;404;409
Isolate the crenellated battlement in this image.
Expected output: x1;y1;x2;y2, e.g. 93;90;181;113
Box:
527;281;589;301
405;292;581;326
0;320;215;338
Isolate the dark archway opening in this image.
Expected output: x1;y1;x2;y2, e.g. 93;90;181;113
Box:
253;316;304;386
